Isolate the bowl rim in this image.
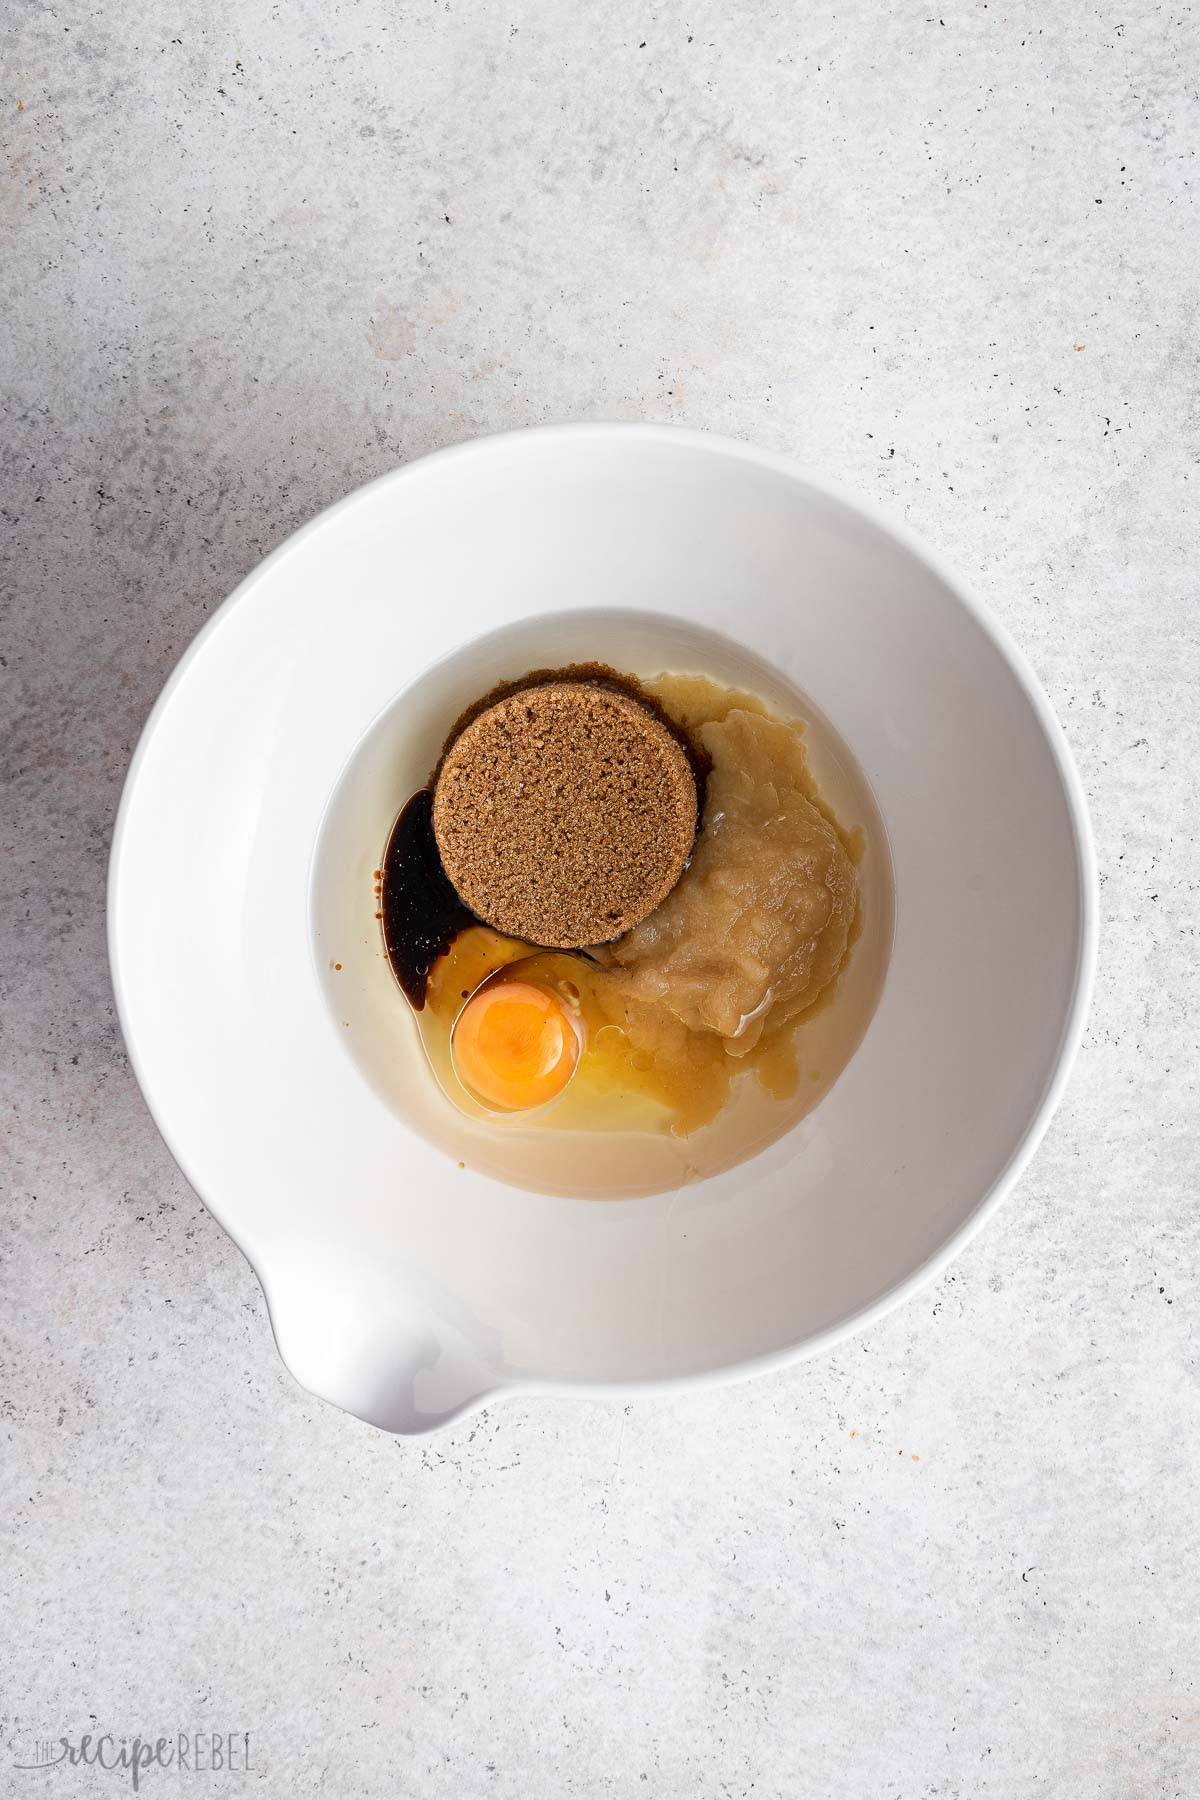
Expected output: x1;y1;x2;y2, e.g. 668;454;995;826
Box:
107;421;1099;1422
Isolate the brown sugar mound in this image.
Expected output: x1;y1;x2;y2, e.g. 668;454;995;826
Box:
432;683;698;947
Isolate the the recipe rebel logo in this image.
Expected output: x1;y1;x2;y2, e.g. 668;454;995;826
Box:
13;1732;252;1790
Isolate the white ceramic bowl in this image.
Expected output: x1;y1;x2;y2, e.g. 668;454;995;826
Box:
109;425;1096;1434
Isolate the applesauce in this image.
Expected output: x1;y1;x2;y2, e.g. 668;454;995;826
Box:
588;674;861;1133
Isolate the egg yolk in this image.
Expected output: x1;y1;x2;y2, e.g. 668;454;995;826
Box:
451;979;580;1112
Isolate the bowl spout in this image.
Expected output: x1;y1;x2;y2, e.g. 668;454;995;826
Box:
259;1260;503;1435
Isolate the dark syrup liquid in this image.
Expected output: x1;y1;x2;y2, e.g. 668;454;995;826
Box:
380;789;476;1008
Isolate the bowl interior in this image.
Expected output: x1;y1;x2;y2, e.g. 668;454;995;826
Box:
309;606;894;1198
110;428;1092;1431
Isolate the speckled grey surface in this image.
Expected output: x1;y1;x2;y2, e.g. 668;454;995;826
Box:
2;1;1198;1794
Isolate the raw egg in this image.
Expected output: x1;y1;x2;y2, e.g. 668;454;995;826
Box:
451;977;581;1113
